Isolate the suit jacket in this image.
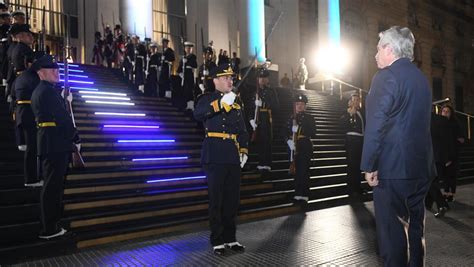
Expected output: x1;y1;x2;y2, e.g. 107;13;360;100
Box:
361;58;435;180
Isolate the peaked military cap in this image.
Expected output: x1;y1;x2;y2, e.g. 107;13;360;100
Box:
34;55;59;70
294;94;308;103
11;9;25;17
149;42;158;48
0;11;9;17
161;37;169;42
9;23;31;35
211;63;234;78
184;41;194;47
203;46;213;54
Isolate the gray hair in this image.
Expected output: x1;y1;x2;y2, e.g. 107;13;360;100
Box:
378;26;415;61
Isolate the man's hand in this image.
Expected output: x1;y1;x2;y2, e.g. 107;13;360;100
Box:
287;139;296;151
199;84;205;92
445;161;452;167
292;125;299;133
255;99;262;107
220;92;236;107
365;171;379;187
249;119;257;131
240;153;248;168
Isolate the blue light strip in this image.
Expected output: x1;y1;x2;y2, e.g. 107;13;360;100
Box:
132;156;188;162
68;86;99;91
328;0;341;47
103;124;159;129
58;63;80;67
147;175;206;184
85;100;134;106
79;91;127;96
95;112;146;117
60;79;94;84
81;95;131;101
60;74;89;78
117;139;175;143
59;69;84;73
248;0;265;62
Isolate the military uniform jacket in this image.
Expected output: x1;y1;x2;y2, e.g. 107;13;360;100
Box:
285;112;317;144
0;24;10;80
194;92;249;165
147;52;161;78
134;44;147;74
31;80;76;156
177;53;197;82
340;108;365;135
247;85;279;121
6;41;17;83
159;47;175;81
14;68;40;127
198;61;217;91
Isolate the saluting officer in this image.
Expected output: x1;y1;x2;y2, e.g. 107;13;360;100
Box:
144;42;160;97
158;37;175;98
197;47;217;93
31;55;79;239
340;93;365;200
14;53;42;187
177;41;197;110
248;68;279;175
286;94;316;204
193;63;249;256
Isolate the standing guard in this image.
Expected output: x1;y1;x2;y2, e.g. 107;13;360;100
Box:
248;68;279;176
340;93;365;201
112;25;125;68
177;41;197;110
193;63;249;256
31;55;79;239
91;31;104;66
0;10;10;91
103;25;114;68
134;38;147;94
297;57;308;90
123;35;136;85
144;42;160;97
197;47;217;94
158;37;175;98
14;54;41;187
286;94;316;204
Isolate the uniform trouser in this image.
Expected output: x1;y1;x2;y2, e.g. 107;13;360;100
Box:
204;164;241;246
22;124;38;184
40;152;69;235
257;114;272;167
158;79;171;98
145;73;158;97
373;178;430;267
295;138;312;197
345;135;363;195
183;78;195;102
443;161;458;194
426;163;448;210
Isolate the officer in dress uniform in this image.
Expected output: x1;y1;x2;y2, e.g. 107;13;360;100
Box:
11;9;26;25
0;10;11;91
91;31;104;66
103;25;114;68
123;35;135;84
286;94;316;204
197;47;217;94
177;41;197;110
158;37;175;98
144;42;160;97
248;68;279;176
193;63;249;256
340;93;365;200
134;37;147;94
31;55;79;239
14;53;42;187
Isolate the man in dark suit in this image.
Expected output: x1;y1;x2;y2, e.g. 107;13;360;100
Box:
361;26;435;267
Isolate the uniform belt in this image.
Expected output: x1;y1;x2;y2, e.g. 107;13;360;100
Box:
297;135;306;139
16;100;31;104
38;122;56;127
260;108;271;112
185;66;194;69
206;132;237;141
346;132;363;137
149;65;158;68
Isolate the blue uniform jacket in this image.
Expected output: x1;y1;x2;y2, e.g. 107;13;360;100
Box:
194;91;249;165
361;58;436;180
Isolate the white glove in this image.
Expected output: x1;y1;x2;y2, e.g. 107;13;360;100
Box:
18;145;27;151
145;70;149;76
75;143;81;152
199;84;205;92
182;58;187;63
165;90;172;98
7;94;12;103
287;139;296;151
66;93;73;103
179;73;184;79
203;70;209;76
161;55;165;61
240;153;248;168
292;125;299;133
2;79;6;86
220;92;236;107
249;119;257;130
255;99;262;107
132;61;135;67
186;100;194;111
158;66;162;72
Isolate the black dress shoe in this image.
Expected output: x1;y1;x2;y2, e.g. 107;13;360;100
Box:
213;245;225;256
225;242;245;252
434;207;447;218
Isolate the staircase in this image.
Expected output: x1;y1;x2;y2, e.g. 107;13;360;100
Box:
1;64;473;264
